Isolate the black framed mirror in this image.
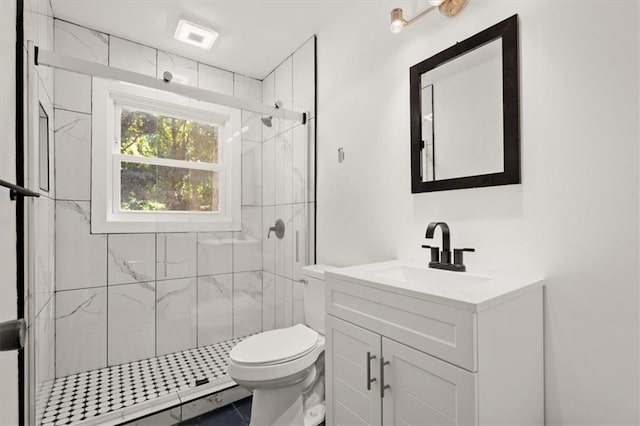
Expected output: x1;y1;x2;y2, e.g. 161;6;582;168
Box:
410;14;519;193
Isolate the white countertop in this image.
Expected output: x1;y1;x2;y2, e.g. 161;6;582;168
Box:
325;260;544;312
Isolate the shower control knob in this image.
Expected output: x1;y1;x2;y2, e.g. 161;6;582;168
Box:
268;219;285;240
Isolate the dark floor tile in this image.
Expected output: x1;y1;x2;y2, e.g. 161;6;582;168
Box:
179;403;247;426
232;397;253;422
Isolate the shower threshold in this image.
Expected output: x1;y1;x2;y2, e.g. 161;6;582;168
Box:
39;337;250;426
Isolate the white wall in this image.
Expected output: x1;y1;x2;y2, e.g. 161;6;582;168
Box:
0;0;18;424
316;1;639;424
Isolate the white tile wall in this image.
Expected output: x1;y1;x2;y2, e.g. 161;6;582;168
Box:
307;119;316;203
274;57;293;114
54;109;91;200
107;282;156;365
292;124;310;204
54;21;107;113
197;274;233;346
55;201;107;290
39;83;55;197
308;202;316;266
50;21;316;379
198;64;234;95
108;234;156;285
156;233;197;281
28;7;57;417
109;37;157;77
274;275;292;329
235;74;261;101
262;72;276;141
292;281;305;325
233;271;263;337
241;141;262;206
275;204;293;279
25;0;54;103
274;130;294;205
54;70;91;113
262;137;276;206
56;288;107;376
35;298;55;385
262;206;276;274
54;20;109;64
157;52;197;87
260;39;317;310
261;271;276;332
197;232;233;276
34;196;54;315
156;278;197;355
292;203;309;281
233;206;262;272
235;74;263;143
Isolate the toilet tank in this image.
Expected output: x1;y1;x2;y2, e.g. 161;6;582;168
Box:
301;265;336;335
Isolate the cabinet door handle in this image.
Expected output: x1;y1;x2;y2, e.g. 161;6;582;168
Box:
380;357;391;398
366;352;377;390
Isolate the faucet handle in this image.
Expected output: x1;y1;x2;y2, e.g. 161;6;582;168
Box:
453;248;475;266
421;244;440;263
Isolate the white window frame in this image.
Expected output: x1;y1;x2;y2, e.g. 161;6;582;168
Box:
92;79;241;233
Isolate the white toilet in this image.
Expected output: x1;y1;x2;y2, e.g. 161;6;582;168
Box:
227;265;333;426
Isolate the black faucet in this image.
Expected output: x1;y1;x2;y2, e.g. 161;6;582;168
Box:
422;222;474;272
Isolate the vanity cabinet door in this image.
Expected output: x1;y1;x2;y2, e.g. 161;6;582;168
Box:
381;337;477;426
326;315;382;426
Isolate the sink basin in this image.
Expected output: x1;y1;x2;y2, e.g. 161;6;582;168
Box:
326;260;542;311
366;263;490;287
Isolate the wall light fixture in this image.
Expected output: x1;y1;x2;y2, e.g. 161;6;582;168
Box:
390;0;467;33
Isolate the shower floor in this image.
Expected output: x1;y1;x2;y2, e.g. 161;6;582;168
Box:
40;337;245;426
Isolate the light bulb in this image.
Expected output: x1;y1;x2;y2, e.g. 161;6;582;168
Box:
390;20;404;33
390;8;405;33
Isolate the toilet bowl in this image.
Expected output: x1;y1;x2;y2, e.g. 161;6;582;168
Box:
227;265;335;426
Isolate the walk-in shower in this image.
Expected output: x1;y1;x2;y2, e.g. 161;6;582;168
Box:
22;14;317;425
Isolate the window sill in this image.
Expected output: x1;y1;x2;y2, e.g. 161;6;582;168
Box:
90;214;242;234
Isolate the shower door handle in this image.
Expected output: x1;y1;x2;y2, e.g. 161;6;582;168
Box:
0;319;26;352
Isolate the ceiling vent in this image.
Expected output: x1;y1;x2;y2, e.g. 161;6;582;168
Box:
174;19;218;50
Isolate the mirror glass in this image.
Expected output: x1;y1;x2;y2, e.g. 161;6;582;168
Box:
39;103;50;192
410;15;519;193
420;39;503;182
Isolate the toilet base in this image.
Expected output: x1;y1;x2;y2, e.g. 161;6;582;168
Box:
250;384;304;426
248;355;325;426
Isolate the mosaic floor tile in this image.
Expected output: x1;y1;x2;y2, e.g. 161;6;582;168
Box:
40;338;243;426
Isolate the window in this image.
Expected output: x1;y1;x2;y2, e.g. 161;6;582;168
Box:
92;79;241;233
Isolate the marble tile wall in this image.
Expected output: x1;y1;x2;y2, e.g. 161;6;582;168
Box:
261;37;316;332
51;20;316;379
24;2;56;424
51;20;263;379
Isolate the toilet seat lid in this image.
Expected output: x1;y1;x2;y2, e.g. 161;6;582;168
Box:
230;324;319;365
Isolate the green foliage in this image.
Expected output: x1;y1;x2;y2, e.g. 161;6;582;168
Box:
119;109;219;212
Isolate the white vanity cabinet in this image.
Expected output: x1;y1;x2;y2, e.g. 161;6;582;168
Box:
324;261;544;426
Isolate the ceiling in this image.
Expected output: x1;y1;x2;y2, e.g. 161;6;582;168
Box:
50;0;350;80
